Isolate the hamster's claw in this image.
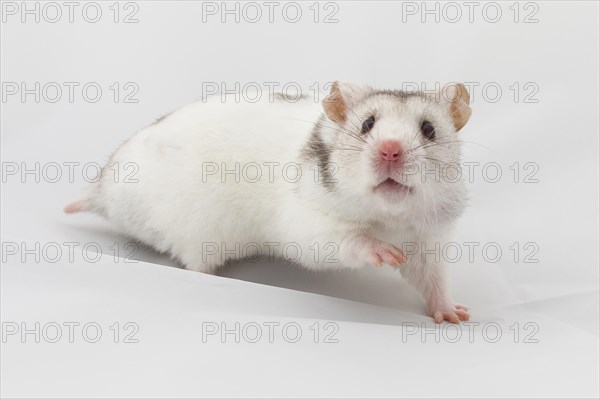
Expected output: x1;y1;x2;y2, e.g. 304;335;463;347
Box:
367;241;407;268
432;305;471;324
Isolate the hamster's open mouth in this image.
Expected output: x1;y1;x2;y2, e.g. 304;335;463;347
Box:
373;178;412;200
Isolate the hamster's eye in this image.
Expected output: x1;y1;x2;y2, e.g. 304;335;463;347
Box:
420;120;436;141
361;116;376;134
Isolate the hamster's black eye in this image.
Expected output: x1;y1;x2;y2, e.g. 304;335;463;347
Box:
421;120;436;141
361;116;376;134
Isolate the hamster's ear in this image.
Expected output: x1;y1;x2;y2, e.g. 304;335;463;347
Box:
323;81;372;124
445;83;472;132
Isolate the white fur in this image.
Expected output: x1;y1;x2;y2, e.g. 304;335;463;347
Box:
72;83;472;323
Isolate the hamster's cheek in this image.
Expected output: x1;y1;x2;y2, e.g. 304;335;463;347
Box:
339;162;372;194
357;156;380;186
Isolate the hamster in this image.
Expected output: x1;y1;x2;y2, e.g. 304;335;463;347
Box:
65;81;473;323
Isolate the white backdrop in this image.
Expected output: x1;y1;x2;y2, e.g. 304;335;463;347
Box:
1;1;599;397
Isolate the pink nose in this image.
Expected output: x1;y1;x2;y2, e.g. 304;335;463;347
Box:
379;140;403;162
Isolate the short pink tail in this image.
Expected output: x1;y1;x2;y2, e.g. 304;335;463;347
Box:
63;200;89;214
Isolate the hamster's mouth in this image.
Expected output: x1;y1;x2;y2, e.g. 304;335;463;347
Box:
373;178;412;200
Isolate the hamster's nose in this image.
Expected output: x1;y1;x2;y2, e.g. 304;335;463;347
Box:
379;140;403;162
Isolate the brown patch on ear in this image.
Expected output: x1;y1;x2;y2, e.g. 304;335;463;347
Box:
449;83;472;131
323;82;347;124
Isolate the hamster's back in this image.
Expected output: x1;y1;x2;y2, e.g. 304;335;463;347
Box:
86;94;322;264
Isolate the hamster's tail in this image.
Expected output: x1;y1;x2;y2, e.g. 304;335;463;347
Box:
63;199;90;214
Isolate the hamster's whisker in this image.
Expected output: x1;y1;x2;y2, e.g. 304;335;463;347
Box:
283;116;368;144
409;100;434;148
319;118;369;145
310;146;362;153
454;140;495;152
315;115;366;142
344;108;364;130
422;156;454;167
415;141;459;151
420;139;493;153
412;139;465;152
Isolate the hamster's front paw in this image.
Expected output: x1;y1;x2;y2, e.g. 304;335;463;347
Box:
430;304;470;324
359;238;407;268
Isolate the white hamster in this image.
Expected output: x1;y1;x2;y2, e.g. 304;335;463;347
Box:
65;82;473;323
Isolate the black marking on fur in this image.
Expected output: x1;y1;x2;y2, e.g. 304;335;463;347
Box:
301;115;336;191
368;89;426;102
